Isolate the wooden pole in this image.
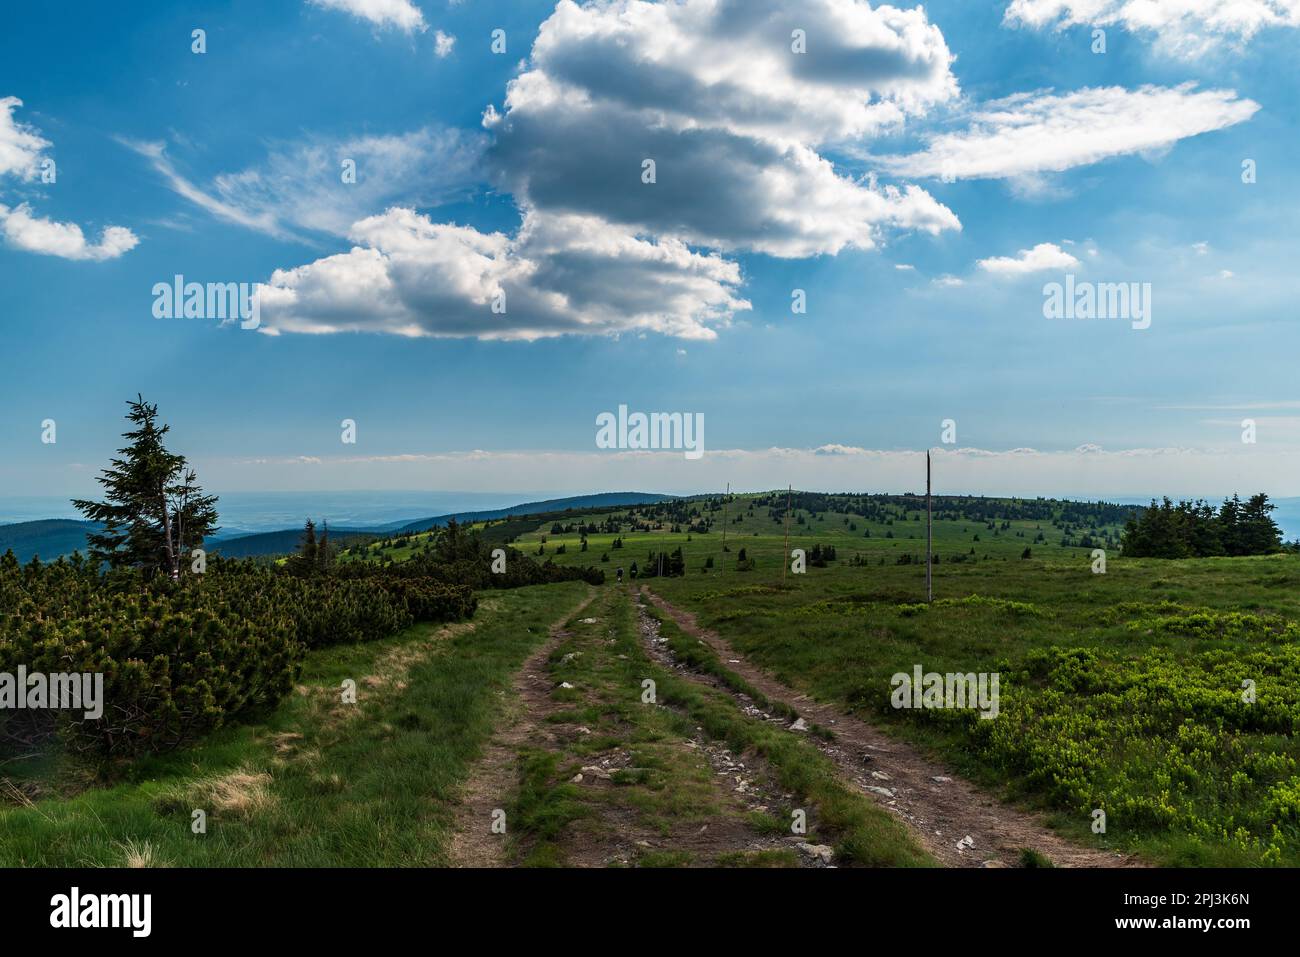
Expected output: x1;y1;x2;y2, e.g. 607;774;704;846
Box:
783;484;792;582
721;482;729;573
926;451;933;603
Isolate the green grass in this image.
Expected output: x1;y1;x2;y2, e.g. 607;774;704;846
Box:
0;581;590;866
465;493;1300;866
650;563;1300;866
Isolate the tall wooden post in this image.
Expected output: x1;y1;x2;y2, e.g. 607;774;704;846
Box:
721;482;729;573
782;484;792;582
926;451;933;603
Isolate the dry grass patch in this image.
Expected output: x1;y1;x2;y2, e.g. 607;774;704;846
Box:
156;767;274;820
117;837;172;868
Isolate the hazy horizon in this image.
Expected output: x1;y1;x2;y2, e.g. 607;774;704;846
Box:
6;488;1300;540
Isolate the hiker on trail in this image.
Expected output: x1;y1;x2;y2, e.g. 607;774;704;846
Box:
630;562;638;580
616;566;624;584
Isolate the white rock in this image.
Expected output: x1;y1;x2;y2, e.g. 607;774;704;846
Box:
865;786;895;798
932;776;952;783
789;717;809;732
797;843;834;865
956;835;975;850
559;682;575;689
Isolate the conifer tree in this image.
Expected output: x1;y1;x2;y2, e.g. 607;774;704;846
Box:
72;395;219;579
291;519;318;575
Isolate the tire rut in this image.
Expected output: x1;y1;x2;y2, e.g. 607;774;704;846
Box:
640;587;1142;869
446;588;595;867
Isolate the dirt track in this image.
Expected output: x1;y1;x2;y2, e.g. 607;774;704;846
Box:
640;587;1142;869
447;590;595;867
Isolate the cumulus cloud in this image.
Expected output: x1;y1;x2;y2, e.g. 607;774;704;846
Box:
307;0;427;33
0;97;138;261
878;84;1259;182
978;241;1080;275
258;207;751;340
489;0;960;258
0;203;139;260
0;96;50;179
261;0;961;340
523;0;958;145
1004;0;1300;56
433;30;455;57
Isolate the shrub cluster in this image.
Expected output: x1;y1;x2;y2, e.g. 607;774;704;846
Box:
0;551;477;762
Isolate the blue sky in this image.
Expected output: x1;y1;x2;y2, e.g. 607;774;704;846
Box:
1;0;1298;502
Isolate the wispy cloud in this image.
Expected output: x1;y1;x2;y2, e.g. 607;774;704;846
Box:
306;0;427;34
877;84;1258;182
124;127;485;241
120;138;290;239
207;443;1300;498
1004;0;1300;57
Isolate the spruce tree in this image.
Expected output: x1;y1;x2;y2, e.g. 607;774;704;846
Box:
292;519;318;575
72;395;219;579
316;520;333;573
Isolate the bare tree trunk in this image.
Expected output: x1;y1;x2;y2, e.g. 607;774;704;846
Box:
160;487;177;581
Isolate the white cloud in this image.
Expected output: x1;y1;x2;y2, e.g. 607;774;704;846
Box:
489;0;961;259
123;139;288;238
1004;0;1300;57
259;207;750;340
260;0;962;340
522;0;959;145
307;0;427;33
201;444;1300;499
879;84;1258;181
0;203;139;260
0;98;139;261
978;241;1080;275
0;97;50;179
125;127;484;240
433;30;455;57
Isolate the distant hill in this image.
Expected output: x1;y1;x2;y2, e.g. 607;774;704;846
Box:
208;492;677;558
391;492;677;534
208;527;379;559
0;519;101;563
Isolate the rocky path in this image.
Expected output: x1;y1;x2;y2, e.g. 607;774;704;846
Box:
640;587;1141;869
447;589;595;867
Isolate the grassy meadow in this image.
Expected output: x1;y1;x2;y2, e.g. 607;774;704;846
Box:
0;582;589;866
5;491;1298;868
445;493;1300;866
